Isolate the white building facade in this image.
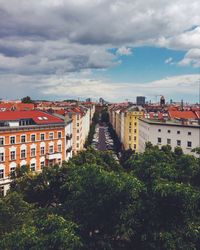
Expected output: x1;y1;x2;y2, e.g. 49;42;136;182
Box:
139;118;200;156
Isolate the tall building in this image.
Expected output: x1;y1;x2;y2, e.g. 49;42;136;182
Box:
160;96;165;107
0;110;72;196
136;96;146;106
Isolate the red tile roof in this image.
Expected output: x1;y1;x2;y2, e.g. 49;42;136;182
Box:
168;111;197;119
0;102;34;111
0;111;64;125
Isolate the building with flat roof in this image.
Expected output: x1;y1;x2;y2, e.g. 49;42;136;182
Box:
139;118;200;156
136;96;146;106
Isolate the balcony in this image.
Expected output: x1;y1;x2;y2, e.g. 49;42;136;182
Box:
66;146;72;153
66;134;72;140
46;152;62;160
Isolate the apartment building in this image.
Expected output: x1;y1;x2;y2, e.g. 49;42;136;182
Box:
108;104;144;152
0;110;72;196
139;118;200;156
122;106;144;151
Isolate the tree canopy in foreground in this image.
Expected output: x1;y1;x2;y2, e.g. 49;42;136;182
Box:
1;146;200;249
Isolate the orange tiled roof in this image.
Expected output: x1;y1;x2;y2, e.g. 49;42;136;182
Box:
168;111;197;119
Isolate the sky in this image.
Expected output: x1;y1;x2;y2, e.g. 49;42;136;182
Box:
0;0;200;103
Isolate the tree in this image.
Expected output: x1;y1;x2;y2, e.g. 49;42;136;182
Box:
3;147;200;249
101;108;109;123
21;96;34;103
59;163;144;249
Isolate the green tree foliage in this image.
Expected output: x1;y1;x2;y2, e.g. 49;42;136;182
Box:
85;112;99;147
1;147;200;249
101;108;109;123
21;96;34;103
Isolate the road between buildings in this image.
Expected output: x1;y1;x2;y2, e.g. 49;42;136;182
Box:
98;126;107;151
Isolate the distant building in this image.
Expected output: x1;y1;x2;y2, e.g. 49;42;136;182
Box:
136;96;146;106
99;98;106;105
160;96;165;107
86;98;92;102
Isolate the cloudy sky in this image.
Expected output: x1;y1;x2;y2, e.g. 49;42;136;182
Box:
0;0;200;102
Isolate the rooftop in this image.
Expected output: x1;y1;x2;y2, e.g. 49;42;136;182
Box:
139;118;200;128
0;110;64;125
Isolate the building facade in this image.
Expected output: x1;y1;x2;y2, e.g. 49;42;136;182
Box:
139;118;200;156
0;110;72;196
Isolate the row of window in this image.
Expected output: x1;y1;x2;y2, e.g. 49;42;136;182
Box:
129;136;137;141
129;122;138;126
0;159;62;179
129;129;137;133
0;145;62;162
0;163;41;179
158;129;192;135
0;131;62;146
157;137;192;148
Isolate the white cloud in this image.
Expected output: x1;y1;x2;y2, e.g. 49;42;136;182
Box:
38;73;199;103
0;0;200;101
116;46;132;56
178;48;200;67
165;57;173;64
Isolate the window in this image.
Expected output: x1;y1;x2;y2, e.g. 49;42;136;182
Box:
77;129;79;133
134;122;137;126
129;136;131;141
77;136;79;140
10;167;15;176
134;129;137;133
21;135;26;143
20;149;26;159
158;129;161;132
40;147;45;155
57;144;62;152
10;151;16;161
187;141;192;148
49;132;54;140
31;134;36;142
129;129;131;133
177;140;181;146
177;131;180;134
188;132;191;136
57;158;61;165
30;163;36;172
0;153;4;162
31;148;36;157
0;169;4;179
167;130;171;133
167;139;171;145
10;136;15;144
58;132;62;139
77;123;79;127
40;133;45;141
40;161;45;169
134;144;136;149
0;137;4;146
49;145;54;154
157;137;162;144
76;143;79;148
134;136;137;141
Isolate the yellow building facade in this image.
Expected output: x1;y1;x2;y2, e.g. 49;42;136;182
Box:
123;107;144;152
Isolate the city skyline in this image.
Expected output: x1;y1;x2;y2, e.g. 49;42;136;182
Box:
0;1;200;102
